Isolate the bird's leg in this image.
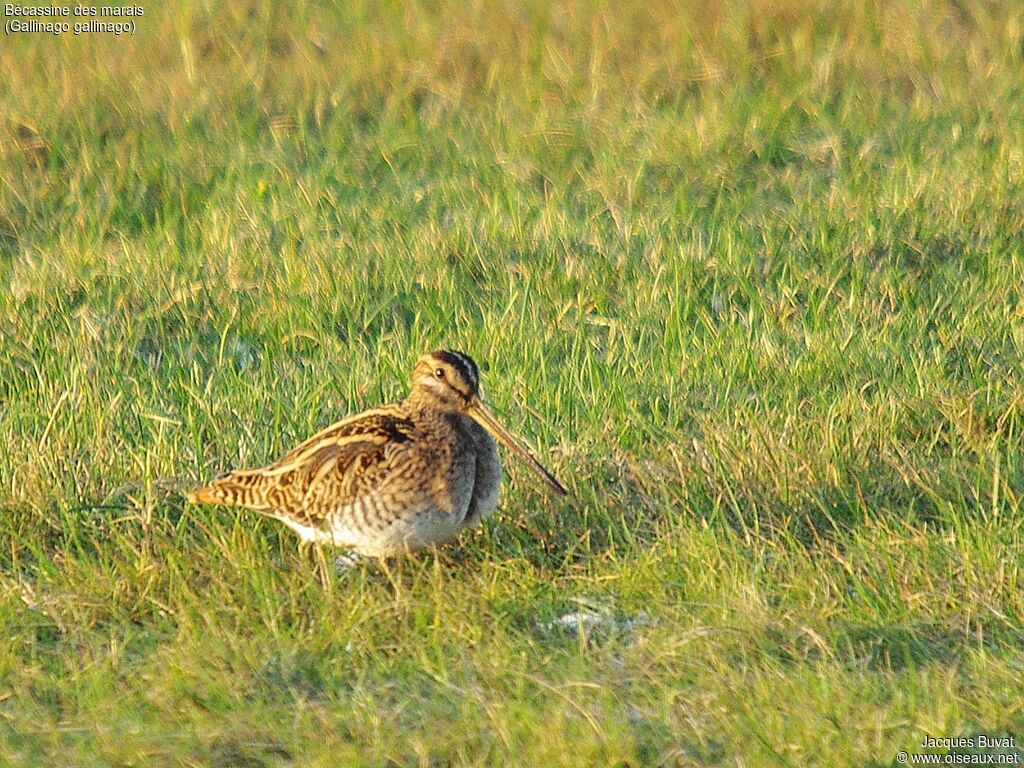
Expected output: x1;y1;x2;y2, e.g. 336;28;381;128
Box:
314;543;331;589
377;556;403;600
431;549;444;585
297;539;332;589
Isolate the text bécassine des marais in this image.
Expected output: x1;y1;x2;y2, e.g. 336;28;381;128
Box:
5;5;143;16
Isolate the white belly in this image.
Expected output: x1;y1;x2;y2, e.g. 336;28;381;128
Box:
280;507;467;557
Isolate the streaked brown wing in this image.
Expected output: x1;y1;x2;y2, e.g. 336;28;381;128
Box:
265;405;413;473
264;411;419;527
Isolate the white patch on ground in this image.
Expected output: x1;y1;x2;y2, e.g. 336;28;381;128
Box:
229;338;259;370
548;610;607;633
541;597;650;638
333;551;363;574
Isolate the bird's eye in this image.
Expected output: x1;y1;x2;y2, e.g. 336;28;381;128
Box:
434;368;445;379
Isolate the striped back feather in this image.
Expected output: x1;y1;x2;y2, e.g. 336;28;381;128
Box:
187;470;279;510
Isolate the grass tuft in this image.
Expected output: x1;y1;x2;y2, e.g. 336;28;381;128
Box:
2;0;1024;764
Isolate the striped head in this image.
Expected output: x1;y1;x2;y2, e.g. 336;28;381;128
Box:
409;349;567;496
410;349;481;409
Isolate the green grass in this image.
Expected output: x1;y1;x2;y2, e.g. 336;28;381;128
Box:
2;0;1024;764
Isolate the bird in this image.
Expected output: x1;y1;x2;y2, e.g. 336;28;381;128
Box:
187;349;567;564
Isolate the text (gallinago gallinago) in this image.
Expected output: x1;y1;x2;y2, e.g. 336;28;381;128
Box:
188;350;567;562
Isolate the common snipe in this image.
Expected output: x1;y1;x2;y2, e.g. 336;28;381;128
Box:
187;350;567;559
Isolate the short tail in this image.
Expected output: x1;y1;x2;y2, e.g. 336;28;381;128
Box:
186;469;275;509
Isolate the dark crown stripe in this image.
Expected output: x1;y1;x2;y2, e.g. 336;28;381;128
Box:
433;349;479;391
448;351;479;389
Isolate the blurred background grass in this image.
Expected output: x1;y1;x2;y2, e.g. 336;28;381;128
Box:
1;1;1023;765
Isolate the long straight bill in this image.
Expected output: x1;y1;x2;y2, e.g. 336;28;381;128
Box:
467;399;568;496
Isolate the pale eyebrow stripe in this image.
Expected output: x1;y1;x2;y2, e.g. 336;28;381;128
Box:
448;350;478;389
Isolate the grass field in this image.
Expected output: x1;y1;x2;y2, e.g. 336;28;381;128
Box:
2;0;1024;765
